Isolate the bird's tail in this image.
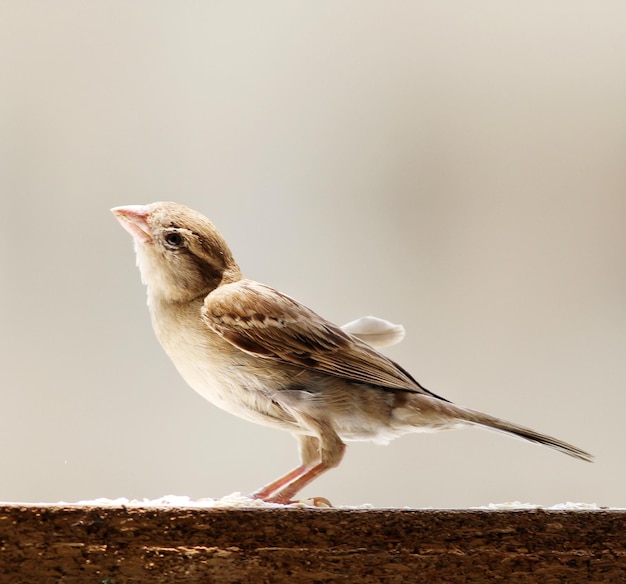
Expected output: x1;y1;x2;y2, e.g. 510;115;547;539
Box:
459;405;593;462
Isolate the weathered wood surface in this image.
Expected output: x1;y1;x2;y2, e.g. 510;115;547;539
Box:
0;505;624;583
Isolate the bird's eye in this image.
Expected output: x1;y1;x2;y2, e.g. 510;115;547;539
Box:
164;231;185;248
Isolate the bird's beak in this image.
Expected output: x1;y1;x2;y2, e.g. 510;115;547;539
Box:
111;205;153;243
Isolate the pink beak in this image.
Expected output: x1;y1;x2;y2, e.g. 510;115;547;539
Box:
111;205;152;243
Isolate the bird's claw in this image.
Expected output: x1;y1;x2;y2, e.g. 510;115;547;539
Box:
300;496;333;508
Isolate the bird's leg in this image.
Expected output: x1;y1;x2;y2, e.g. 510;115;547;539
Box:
264;453;343;504
250;464;311;501
260;428;346;505
250;435;319;501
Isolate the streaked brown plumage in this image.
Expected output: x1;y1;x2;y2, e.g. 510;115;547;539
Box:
112;202;592;504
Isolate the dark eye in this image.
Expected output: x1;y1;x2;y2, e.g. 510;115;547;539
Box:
164;231;185;248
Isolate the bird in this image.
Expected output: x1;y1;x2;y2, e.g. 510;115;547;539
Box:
112;202;593;504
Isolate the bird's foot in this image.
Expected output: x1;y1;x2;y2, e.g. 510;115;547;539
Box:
250;492;333;507
299;496;333;508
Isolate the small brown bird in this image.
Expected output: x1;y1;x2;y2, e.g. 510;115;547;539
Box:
112;202;592;504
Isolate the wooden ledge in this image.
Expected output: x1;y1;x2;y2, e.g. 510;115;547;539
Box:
1;504;625;583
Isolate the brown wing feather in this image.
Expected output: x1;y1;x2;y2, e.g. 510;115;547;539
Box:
202;279;445;398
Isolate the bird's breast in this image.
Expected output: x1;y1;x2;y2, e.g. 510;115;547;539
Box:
149;299;300;431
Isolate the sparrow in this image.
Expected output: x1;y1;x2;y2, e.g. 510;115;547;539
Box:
112;202;593;504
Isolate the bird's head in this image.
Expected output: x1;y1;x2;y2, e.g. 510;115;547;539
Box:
112;202;241;303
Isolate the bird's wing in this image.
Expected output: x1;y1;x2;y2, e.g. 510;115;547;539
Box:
202;279;445;398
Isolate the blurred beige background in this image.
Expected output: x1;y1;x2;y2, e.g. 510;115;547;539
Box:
1;2;624;508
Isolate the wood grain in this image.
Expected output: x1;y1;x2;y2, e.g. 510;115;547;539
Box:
1;505;624;583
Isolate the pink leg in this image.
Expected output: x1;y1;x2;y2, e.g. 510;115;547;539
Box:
250;464;310;501
252;428;346;504
255;441;346;504
264;459;335;504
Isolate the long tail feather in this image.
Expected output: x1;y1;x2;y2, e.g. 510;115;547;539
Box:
462;407;593;462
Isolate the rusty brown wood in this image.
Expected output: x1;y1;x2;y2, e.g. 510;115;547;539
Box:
0;504;624;583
